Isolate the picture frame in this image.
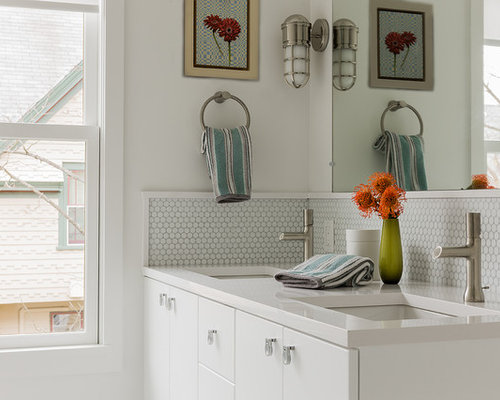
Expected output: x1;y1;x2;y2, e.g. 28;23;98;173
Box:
184;0;259;80
369;0;433;90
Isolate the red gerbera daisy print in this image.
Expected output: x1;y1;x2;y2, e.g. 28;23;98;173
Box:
202;14;242;67
400;31;416;48
384;31;417;76
203;14;221;32
385;32;405;55
218;18;241;42
203;14;224;57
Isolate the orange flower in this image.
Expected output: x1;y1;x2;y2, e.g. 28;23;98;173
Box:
368;172;396;197
353;172;406;219
471;174;494;189
352;184;377;217
379;186;406;219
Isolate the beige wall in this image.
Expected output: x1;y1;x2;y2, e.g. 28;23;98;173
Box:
0;301;84;335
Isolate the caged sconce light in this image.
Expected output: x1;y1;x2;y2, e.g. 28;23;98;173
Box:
281;14;330;89
332;19;359;91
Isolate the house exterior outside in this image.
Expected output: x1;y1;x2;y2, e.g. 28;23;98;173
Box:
0;6;85;335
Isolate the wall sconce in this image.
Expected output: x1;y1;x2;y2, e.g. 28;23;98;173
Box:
332;19;359;91
281;15;330;89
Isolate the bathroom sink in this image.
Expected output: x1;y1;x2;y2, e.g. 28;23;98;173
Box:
293;292;499;322
331;304;452;321
187;265;285;280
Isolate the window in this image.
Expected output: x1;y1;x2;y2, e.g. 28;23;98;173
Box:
484;41;500;187
0;1;99;349
59;162;85;248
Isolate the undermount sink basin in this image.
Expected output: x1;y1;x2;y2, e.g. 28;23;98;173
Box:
332;304;453;321
293;292;499;322
187;265;284;280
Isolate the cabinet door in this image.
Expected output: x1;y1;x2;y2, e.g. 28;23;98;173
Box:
198;298;235;382
199;364;235;400
170;286;199;400
235;311;282;400
283;328;358;400
144;278;171;400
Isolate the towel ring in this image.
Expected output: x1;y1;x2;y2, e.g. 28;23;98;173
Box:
380;100;423;137
200;91;251;130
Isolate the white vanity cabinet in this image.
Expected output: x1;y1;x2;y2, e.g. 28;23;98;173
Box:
235;311;359;400
144;278;198;400
198;297;236;400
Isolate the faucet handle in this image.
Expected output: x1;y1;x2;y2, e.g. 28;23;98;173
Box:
467;212;481;238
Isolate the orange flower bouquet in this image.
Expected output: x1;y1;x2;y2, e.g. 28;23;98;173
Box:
466;174;494;190
352;172;406;285
352;172;406;220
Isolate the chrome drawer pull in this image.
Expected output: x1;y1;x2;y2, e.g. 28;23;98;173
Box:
166;297;175;310
265;338;277;356
159;293;167;307
282;345;295;365
207;329;218;345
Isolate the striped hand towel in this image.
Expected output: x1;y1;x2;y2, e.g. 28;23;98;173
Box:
373;131;428;191
274;254;374;289
201;126;252;203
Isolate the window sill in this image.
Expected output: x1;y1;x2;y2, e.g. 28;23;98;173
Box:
0;344;122;378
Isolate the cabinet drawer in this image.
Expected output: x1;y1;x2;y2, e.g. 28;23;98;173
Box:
198;297;235;382
235;311;282;400
199;364;234;400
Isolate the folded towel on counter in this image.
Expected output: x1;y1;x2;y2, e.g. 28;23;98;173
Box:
274;254;374;289
201;126;252;203
373;131;428;191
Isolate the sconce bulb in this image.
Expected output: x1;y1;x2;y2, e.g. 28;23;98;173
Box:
332;18;359;91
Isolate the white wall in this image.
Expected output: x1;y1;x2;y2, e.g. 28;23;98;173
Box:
308;0;334;192
332;0;472;192
123;1;323;400
0;0;333;398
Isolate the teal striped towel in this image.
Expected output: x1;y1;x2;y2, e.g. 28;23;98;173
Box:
373;131;428;191
202;126;252;203
274;254;374;289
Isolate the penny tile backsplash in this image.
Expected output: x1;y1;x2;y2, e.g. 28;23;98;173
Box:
146;193;500;293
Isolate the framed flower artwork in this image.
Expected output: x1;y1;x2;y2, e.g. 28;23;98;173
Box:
184;0;259;80
369;0;433;90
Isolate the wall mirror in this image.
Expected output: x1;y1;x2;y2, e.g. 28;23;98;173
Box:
332;0;500;193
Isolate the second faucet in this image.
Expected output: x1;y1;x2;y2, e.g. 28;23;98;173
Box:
279;209;313;262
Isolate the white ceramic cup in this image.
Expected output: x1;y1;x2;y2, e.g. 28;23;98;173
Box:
346;229;381;281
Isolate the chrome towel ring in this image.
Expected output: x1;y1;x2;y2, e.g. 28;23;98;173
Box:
380;100;423;137
200;91;251;130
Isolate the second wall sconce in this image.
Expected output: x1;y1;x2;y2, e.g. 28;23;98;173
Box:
332;19;359;91
281;15;330;89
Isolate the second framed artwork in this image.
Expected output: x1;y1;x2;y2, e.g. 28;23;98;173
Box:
184;0;259;80
369;0;433;90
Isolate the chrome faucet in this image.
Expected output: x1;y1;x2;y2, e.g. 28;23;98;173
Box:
432;212;487;303
279;209;313;262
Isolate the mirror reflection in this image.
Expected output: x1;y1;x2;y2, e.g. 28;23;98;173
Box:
332;0;500;192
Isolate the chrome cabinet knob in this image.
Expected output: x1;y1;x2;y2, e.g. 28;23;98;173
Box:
159;293;167;306
282;345;295;365
207;329;218;345
265;338;277;356
166;297;175;310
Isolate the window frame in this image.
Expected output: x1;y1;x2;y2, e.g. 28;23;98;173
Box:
0;123;99;349
0;0;123;377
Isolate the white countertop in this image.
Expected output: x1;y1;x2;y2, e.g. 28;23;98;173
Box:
143;265;500;348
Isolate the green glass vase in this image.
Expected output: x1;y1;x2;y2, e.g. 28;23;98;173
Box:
379;218;403;284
